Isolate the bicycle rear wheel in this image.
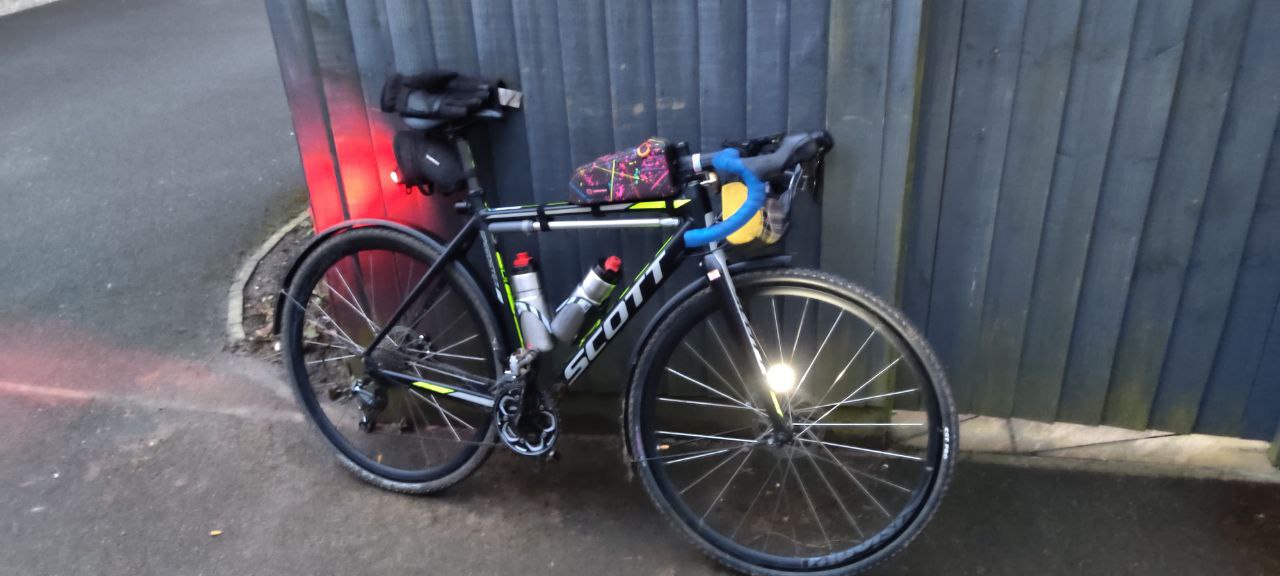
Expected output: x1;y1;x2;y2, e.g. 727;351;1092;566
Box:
626;269;955;575
281;227;505;493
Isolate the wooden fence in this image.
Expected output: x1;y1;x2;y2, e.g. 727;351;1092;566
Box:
267;0;1280;441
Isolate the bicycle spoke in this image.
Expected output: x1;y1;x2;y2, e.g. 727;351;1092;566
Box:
403;392;440;465
405;284;455;334
796;421;923;428
794;311;842;396
786;449;831;551
656;430;760;445
706;320;747;391
798;442;865;539
329;265;377;334
423;350;486;362
807;433;895;518
679;444;752;495
803;388;918;413
306;353;359;365
729;456;783;539
681;341;752;406
802;443;912;495
641;447;735;465
658;396;761;412
810;330;874;409
789;299;809;364
431;332;479;355
424;392;461;441
665;368;761;414
702;448;756;520
772;297;784;363
409;359;494;389
422;391;476;430
796;436;922;463
797;357;902;435
657;424;758;453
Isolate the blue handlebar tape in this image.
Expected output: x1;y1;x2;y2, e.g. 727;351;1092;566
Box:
683;148;766;248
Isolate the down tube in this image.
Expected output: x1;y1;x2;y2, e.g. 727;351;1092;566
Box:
561;235;686;385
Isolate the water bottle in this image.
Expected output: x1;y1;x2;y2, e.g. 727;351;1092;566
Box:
551;256;622;342
510;252;554;352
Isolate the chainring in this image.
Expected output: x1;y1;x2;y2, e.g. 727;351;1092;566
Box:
495;383;559;457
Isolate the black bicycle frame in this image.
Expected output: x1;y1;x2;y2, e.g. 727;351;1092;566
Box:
363;203;689;383
361;137;787;430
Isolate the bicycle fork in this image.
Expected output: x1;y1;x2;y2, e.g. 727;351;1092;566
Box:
701;249;792;438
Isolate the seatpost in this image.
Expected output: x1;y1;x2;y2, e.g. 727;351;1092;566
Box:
452;135;487;212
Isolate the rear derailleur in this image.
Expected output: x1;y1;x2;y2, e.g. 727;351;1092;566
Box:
494;349;559;458
332;378;387;433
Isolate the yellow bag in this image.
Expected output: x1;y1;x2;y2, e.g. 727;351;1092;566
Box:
720;181;765;245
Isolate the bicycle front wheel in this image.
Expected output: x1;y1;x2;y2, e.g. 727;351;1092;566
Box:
626;269;955;575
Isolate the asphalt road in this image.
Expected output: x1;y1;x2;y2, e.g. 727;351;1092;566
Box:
0;1;1277;576
0;0;306;356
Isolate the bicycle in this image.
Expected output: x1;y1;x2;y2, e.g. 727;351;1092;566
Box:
276;70;957;576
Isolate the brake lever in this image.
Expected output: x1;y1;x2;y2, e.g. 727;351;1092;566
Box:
721;133;784;156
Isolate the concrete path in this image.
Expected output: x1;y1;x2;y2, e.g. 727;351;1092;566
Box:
0;1;1277;575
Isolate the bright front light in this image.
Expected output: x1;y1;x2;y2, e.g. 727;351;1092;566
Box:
766;364;797;393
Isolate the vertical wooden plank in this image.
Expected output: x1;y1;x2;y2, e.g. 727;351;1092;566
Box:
1200;123;1280;437
605;0;658;147
605;0;663;309
1052;0;1190;424
265;0;348;229
696;0;747;150
1153;0;1280;433
1014;0;1139;422
902;0;964;329
923;0;1028;411
427;0;479;71
875;0;924;302
509;0;577;313
784;0;829;270
745;0;789;135
306;0;387;220
971;0;1082;417
1103;0;1252;430
821;0;892;287
557;0;620;392
471;0;535;209
742;0;792;357
1243;301;1280;440
651;1;699;146
346;1;436;236
384;0;436;74
557;0;619;277
648;0;707;390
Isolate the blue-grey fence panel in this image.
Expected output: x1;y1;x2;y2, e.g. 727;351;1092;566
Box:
925;0;1029;413
1054;0;1191;425
1018;0;1145;424
972;0;1082;417
912;0;1279;439
1152;0;1280;433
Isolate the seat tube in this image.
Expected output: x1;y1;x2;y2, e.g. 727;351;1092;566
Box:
700;249;790;432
